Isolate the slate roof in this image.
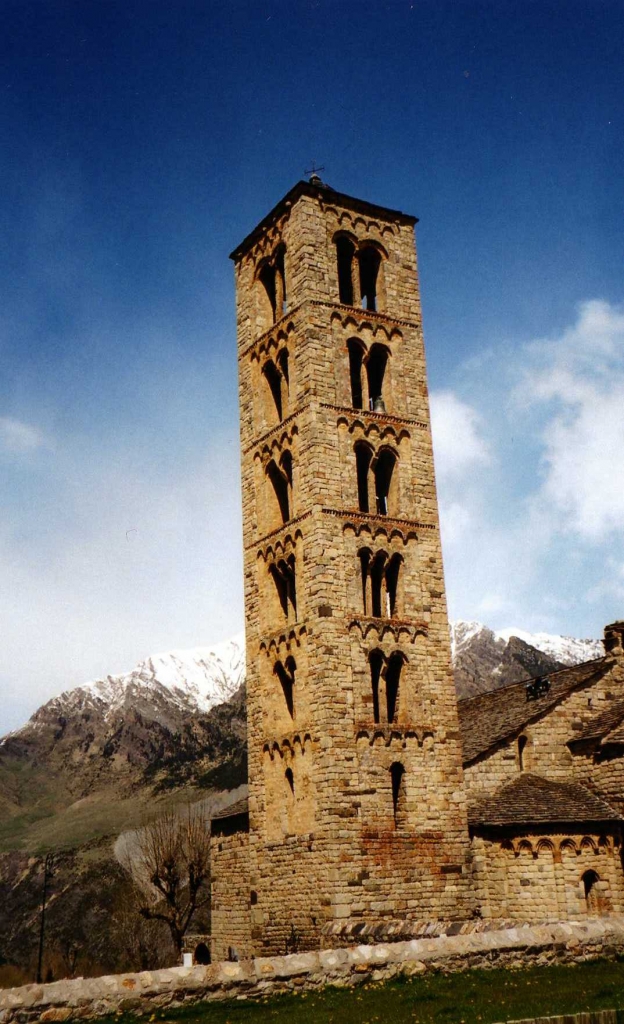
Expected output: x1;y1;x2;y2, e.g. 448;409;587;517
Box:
468;774;622;829
568;695;624;747
458;657;608;765
211;796;249;822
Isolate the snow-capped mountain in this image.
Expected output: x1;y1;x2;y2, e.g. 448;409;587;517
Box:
0;634;248;810
450;620;603;699
493;626;603;666
23;632;247;730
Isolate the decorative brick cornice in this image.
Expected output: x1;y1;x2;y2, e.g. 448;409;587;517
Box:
347;617;429;642
354;723;435;747
247;513;312;554
239;299;421;360
244;406;305;456
258;623;307;652
318;300;420;332
322;508;437;531
321;402;427;431
239;304;305;359
262;732;315;755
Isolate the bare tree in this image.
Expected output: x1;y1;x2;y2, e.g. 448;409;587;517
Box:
124;805;211;956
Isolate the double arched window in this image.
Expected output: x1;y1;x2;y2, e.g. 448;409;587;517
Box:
354;442;398;516
335;234;387;312
269;556;297;622
347;340;390;413
368;649;406;724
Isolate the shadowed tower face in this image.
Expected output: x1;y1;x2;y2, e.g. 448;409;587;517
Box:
230;177;473;955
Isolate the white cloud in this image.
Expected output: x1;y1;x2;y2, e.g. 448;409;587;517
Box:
521;300;624;540
430;390;490;481
0;417;49;453
430;300;624;638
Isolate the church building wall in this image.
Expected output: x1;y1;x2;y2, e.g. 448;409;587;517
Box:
472;831;624;922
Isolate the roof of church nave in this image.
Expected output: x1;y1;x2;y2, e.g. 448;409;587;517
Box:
468;773;621;830
458;656;612;766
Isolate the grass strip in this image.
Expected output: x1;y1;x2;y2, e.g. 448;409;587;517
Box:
100;956;624;1024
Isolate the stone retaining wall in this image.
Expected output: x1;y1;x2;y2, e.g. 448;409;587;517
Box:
2;916;624;1022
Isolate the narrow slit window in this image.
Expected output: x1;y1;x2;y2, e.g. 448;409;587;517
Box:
390;762;406;827
518;735;527;771
285;767;295;796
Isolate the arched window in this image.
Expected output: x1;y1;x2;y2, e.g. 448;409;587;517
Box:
358;547;372;614
263;359;283;422
348;339;365;410
277;347;289;388
266;459;290;524
274;245;287;316
374;448;397;516
390;762;406;827
385;554;402;617
385;652;404;723
257;247;287;328
269;556;297;621
369;649;384;724
274;658;296;718
336;236;356;305
354;441;373;513
582;870;600;913
518;735;528;772
370;551;387;618
366;344;389;412
359;246;382;311
285;767;295;796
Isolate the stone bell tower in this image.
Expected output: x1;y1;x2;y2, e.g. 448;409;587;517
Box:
219;176;473;957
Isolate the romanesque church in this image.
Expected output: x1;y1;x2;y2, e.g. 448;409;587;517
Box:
208;176;624;961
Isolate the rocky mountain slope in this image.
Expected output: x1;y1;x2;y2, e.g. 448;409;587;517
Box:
0;636;247;852
450;621;603;698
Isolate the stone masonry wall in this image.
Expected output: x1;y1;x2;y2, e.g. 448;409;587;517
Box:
3;917;624;1022
209;832;251;963
472;832;624;921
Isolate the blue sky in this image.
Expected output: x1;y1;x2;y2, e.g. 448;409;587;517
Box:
1;0;623;732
